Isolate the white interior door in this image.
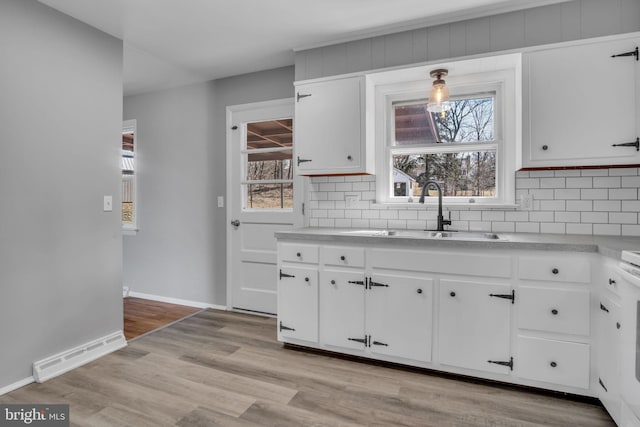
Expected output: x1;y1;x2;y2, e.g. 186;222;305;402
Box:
227;99;301;315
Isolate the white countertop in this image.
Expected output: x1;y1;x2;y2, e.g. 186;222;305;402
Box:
275;227;640;260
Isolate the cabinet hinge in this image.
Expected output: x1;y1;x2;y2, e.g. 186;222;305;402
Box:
348;280;366;287
279;269;295;280
611;46;638;61
612;137;640;151
371;339;388;347
368;277;389;289
488;357;514;371
279;321;295;332
598;377;608;392
348;337;367;345
600;302;610;313
301;202;305;215
489;290;515;304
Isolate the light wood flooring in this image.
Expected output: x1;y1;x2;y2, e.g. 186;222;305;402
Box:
1;309;615;426
123;297;202;340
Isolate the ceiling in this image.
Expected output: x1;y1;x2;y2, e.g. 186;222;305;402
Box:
39;0;569;96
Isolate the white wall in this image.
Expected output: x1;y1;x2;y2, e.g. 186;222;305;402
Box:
0;0;123;388
123;66;294;306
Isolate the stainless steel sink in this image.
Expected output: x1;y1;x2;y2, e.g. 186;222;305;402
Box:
339;229;500;240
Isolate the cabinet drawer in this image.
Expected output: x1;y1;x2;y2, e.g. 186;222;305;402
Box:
518;287;590;336
370;248;511;278
322;246;365;268
517;336;590;389
518;255;590;283
279;243;319;264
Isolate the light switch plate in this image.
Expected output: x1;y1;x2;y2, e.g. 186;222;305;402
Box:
217;196;224;208
103;195;113;212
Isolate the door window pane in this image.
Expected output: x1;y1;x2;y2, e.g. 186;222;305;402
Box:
245;183;293;209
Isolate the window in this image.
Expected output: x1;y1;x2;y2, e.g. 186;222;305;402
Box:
243;119;293;209
372;54;521;206
122;119;137;232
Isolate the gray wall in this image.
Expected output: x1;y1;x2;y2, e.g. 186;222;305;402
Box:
0;0;123;388
295;0;640;80
123;66;294;306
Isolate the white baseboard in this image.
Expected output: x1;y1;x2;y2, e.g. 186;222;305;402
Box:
128;291;227;311
33;331;127;383
0;376;34;396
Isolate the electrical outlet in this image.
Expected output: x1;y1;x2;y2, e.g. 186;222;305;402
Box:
521;194;533;211
345;195;359;208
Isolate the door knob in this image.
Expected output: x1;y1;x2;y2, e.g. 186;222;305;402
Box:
230;219;240;227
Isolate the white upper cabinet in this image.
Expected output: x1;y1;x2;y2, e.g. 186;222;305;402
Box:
294;76;372;175
523;35;640;168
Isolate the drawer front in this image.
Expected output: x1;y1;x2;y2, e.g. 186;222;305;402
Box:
517;335;590;389
518;287;590;336
279;242;319;264
369;248;511;278
518;255;590;283
322;246;365;268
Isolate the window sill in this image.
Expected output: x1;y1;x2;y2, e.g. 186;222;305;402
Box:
372;202;520;210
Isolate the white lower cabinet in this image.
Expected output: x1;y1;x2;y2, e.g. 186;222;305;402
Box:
276;239;603;401
438;280;512;374
319;269;433;363
597;295;623;421
319;269;366;350
516;336;590;389
277;264;318;343
366;273;433;362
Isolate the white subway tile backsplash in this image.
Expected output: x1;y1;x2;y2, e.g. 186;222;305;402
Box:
580;188;608;200
540;177;565;188
516;222;540;233
581;211;608;223
565;200;592;211
398;210;418;220
609;212;638;224
566;177;592;188
555;211;581;223
609;188;638;200
541;222;565;234
594;177;621;188
581;169;609;177
594;200;621;211
554;189;580;200
622;176;640;187
610;168;639;176
566;223;593;234
308;168;640;237
593;224;621;236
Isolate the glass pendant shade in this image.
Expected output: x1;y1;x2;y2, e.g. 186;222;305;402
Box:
427;69;452;113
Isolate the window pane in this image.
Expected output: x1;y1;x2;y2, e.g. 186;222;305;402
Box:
393;95;494;145
246;150;293;180
122;130;134;224
245;183;293;209
247;119;292;149
392;151;496;198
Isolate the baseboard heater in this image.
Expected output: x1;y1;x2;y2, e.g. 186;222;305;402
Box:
32;331;126;382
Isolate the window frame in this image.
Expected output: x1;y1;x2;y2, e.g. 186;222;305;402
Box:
122;119;137;234
370;54;521;207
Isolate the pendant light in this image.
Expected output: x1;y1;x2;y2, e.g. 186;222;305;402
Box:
427;69;451;114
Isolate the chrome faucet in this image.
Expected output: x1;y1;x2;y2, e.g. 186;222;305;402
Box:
419;180;452;231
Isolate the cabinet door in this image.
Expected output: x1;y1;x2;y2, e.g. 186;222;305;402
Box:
277;265;318;343
295;76;364;175
597;297;622;419
319;269;366;350
367;273;433;363
439;280;512;374
524;37;639;167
